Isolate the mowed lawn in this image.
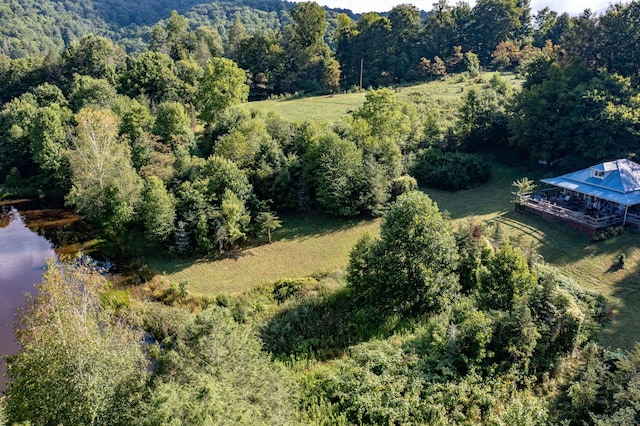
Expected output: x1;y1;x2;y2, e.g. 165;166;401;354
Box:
150;215;380;296
151;162;640;350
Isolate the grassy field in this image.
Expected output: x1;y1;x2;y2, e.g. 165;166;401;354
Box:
150;162;640;350
150;215;380;296
248;72;522;123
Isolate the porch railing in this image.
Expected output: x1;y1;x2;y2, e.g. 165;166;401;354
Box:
520;192;624;231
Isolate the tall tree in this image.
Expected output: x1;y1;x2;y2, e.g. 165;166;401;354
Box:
281;1;337;93
347;191;459;315
196;57;249;124
66;108;143;233
119;52;182;106
5;260;147;425
165;10;192;61
61;35;125;83
141;175;176;244
470;0;528;64
598;2;640;83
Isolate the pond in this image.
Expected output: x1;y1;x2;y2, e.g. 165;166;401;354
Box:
0;199;89;393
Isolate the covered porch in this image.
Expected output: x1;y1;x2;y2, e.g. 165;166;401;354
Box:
519;187;640;236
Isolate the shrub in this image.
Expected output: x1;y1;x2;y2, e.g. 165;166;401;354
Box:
272;277;317;304
215;293;232;307
390;175;418;200
411;149;491;190
592;225;624;241
100;289;131;311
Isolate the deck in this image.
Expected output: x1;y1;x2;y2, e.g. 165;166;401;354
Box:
518;189;640;236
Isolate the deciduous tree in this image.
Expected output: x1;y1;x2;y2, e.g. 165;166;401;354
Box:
66;108;142;234
348;191;459;315
5;259;147;425
196;57;248;124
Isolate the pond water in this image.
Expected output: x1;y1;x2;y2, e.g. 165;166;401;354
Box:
0;199;87;393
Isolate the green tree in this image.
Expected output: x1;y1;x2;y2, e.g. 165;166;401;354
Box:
61;35;125;83
165;10;191;61
510;59;640;162
353;88;411;142
217;188;250;247
258;211;282;243
470;0;528;65
196;57;249;124
194;26;223;65
0;93;39;179
5;259;147;425
119;52;182;106
140;306;296;425
288;1;326;50
280;1;337;93
66;108;143;234
305;130;365;216
111;95;153;170
153;101;193;149
511;176;536;206
347;191;459;315
479;241;537;311
456;87;509;150
69;74;117;111
141;176;176;244
237;31;285;96
28;103;72;184
225;17;248;61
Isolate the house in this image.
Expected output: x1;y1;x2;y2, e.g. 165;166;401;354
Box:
521;159;640;235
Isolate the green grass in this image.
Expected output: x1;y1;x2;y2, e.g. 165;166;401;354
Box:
248;72;522;123
151;161;640;350
149;214;380;296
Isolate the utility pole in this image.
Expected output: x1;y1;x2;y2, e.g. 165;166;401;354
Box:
359;58;363;90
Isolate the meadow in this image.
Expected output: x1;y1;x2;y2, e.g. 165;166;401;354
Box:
151;73;639;351
151;161;640;350
249;72;522;123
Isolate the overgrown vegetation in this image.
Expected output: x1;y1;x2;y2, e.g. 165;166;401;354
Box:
6;193;627;425
4;0;640;423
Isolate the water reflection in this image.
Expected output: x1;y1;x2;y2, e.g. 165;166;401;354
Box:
0;200;88;393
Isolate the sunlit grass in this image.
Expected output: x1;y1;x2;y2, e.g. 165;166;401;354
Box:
149;215;380;296
152;161;640;350
248;72;522;123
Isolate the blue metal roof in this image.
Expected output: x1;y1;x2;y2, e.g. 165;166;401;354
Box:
541;159;640;206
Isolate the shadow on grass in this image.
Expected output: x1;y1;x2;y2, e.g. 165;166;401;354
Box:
274;212;378;242
495;209;640;267
146;212;377;276
599;259;640;351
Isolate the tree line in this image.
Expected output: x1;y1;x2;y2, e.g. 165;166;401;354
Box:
2;3;640;254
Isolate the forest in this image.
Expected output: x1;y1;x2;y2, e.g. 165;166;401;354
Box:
2;0;640;424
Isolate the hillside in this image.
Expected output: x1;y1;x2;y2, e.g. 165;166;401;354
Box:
0;0;355;58
249;72;522;122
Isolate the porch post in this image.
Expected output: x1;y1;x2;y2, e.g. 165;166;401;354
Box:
624;206;629;225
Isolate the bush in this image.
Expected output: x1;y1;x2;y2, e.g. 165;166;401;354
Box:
390;175;418;200
411;149;492;190
592;225;624;241
272;277;317;304
100;289;131;311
